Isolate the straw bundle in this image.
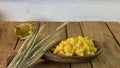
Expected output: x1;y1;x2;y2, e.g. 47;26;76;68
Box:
7;22;69;68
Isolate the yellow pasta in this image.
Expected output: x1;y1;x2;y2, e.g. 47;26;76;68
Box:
53;36;97;56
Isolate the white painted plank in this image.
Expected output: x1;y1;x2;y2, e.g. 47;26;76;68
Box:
0;1;120;22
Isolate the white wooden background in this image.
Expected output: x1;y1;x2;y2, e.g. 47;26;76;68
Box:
0;0;120;22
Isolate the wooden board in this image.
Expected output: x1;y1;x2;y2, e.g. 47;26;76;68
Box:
106;22;120;46
0;22;19;68
0;21;120;68
81;21;120;68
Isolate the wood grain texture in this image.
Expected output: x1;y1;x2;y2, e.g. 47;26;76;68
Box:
106;22;120;46
66;22;91;68
81;21;120;68
0;22;19;68
67;22;82;37
0;22;120;68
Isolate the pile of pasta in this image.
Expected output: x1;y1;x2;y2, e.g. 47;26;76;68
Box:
53;36;97;56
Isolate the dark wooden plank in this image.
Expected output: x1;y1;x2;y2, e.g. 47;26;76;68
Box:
66;22;91;68
106;22;120;46
0;22;19;68
81;21;120;68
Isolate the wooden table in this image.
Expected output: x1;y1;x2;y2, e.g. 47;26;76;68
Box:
0;21;120;68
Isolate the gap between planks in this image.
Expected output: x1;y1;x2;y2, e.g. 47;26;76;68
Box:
79;22;93;68
67;22;92;68
0;22;20;68
81;21;120;68
105;23;120;47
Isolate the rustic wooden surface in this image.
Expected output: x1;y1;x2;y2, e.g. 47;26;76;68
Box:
0;21;120;68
